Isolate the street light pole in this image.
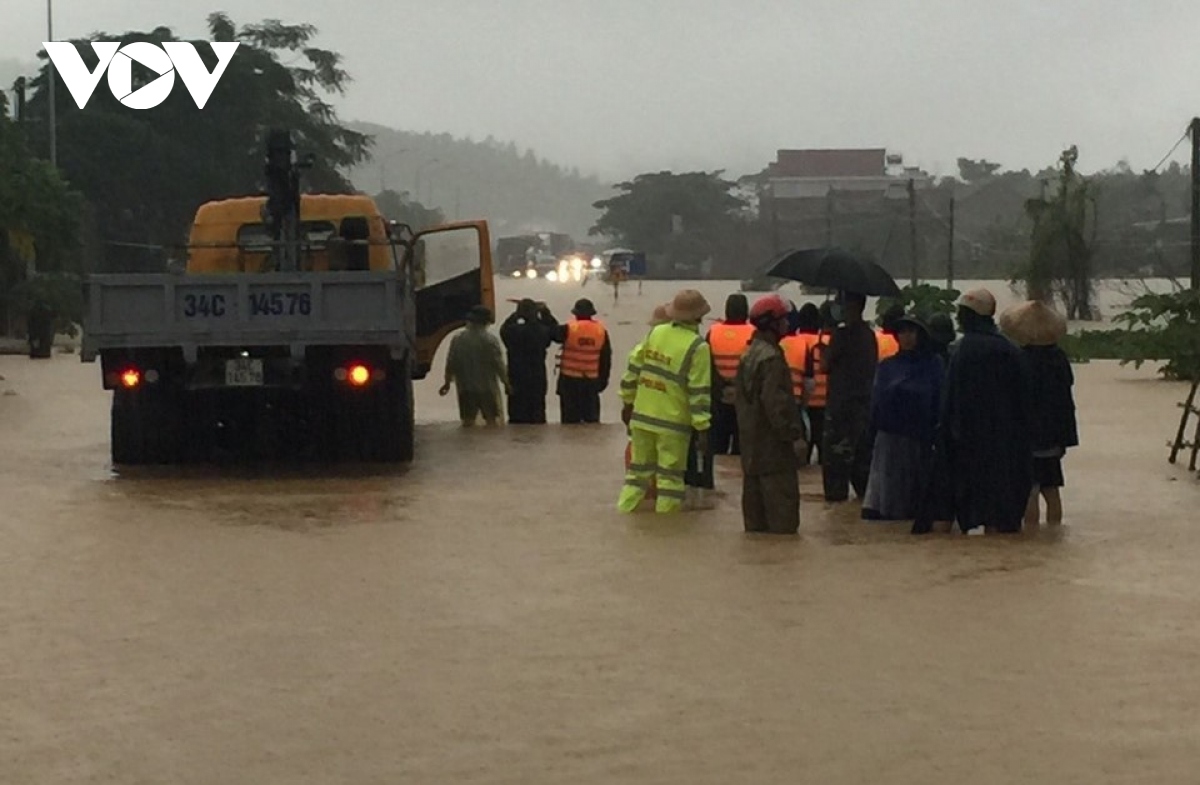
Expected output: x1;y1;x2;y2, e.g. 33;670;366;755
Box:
414;158;438;205
48;0;56;169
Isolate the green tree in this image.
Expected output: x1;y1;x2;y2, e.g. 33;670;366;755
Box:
1019;146;1097;319
956;157;1002;183
22;14;370;269
0;111;83;333
590;171;747;271
372;189;445;230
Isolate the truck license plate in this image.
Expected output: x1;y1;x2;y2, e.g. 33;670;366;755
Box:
225;358;264;386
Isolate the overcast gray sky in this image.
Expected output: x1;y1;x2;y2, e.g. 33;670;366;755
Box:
5;0;1198;180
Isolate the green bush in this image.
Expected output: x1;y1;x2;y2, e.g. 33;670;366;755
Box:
875;283;960;324
1111;290;1200;381
9;272;85;338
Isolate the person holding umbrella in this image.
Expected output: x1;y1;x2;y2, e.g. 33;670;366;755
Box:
762;247;900;497
821;290;878;502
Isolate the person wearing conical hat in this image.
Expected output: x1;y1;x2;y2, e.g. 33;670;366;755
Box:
618;289;713;514
999;300;1078;526
550;298;612;424
915;288;1034;534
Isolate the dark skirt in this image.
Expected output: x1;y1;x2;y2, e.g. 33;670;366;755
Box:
862;432;927;520
1032;455;1064;488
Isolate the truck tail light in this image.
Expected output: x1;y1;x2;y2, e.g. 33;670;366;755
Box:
333;363;381;386
120;368;141;388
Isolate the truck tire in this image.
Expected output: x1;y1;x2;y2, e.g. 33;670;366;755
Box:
377;358;414;462
110;388;184;466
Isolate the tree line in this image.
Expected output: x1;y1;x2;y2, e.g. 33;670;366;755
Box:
586;154;1196;303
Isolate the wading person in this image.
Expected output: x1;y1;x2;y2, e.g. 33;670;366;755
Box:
999;300;1078;526
706;294;754;455
927;311;957;369
821;291;878;502
734;294;807;534
939;289;1034;534
552;298;611;424
500;298;558;424
861;315;944;521
618;290;712;514
875;302;904;361
440;305;510;427
780;302;827;465
620;302;673;505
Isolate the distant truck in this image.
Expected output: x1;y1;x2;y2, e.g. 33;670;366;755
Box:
80;129;494;465
494;231;575;276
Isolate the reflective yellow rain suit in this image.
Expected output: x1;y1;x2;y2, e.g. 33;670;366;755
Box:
618;322;712;513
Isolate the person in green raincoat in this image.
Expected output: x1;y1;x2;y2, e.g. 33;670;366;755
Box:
440;305;511;426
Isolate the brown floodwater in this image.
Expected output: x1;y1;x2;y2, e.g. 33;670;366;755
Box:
1;278;1197;783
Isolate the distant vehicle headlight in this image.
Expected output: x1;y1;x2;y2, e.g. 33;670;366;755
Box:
546;271;559;282
511;270;522;278
525;268;537;279
590;257;602;269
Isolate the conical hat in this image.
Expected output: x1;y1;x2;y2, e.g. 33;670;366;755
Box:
648;303;671;325
998;300;1067;346
665;289;711;322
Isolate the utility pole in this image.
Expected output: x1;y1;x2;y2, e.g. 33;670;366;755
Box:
907;177;918;287
824;188;833;246
1191;117;1200;290
947;195;955;289
769;185;780;257
47;0;56;169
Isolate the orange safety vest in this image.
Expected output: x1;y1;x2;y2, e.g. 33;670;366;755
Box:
781;333;830;406
876;330;899;360
560;319;607;379
707;322;755;380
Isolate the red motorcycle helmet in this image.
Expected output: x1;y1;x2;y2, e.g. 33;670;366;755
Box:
749;293;791;328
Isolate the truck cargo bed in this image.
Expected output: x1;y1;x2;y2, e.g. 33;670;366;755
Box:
81;271;412;362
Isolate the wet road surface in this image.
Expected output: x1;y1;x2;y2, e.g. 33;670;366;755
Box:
2;279;1198;783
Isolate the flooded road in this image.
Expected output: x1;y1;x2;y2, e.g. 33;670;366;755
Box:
2;279;1199;783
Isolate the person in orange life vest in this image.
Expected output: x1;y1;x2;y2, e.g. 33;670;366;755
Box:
705;293;754;457
780;303;829;465
551;298;612;423
876;302;904;360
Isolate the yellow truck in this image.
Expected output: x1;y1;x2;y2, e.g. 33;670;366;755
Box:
81;129;493;464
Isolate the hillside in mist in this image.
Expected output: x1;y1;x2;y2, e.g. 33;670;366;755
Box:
345;122;614;241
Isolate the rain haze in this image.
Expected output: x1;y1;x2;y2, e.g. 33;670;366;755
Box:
3;0;1199;178
6;1;1200;783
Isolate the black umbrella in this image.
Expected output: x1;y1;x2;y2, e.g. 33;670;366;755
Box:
765;247;901;297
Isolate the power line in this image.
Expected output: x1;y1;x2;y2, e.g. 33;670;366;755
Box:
1151;127;1192;173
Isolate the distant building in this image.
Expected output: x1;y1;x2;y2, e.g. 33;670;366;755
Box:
752;148;934;263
